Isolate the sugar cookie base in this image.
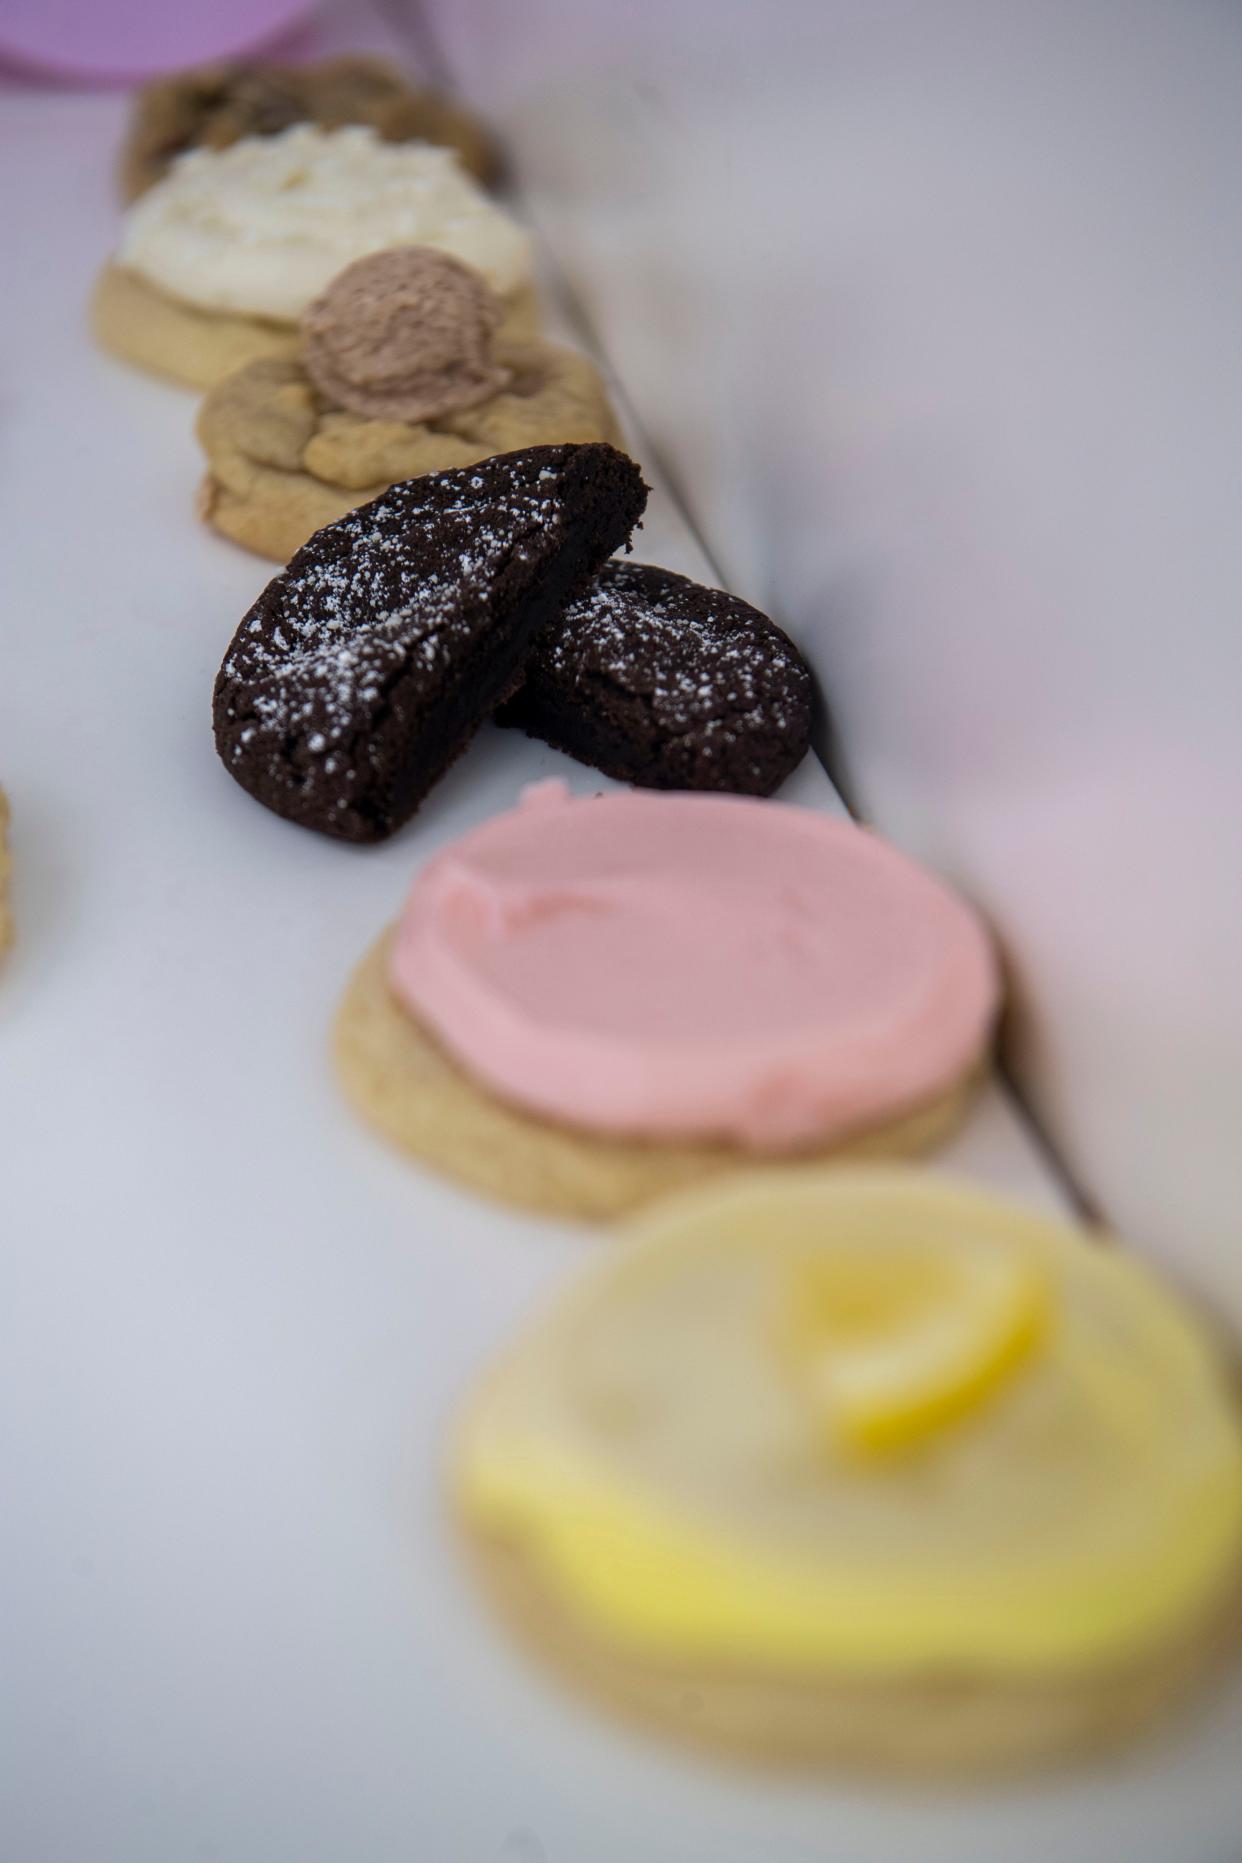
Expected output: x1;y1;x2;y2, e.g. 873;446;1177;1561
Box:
91;263;541;392
465;1526;1237;1777
334;930;983;1221
92;264;298;390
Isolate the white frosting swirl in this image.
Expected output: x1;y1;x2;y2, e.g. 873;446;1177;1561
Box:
116;125;532;323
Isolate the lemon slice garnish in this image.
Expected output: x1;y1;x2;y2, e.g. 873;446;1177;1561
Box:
781;1232;1052;1455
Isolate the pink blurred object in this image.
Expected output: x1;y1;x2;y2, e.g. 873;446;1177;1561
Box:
0;0;317;83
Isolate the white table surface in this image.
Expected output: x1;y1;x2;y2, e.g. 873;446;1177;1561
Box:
1;76;1239;1863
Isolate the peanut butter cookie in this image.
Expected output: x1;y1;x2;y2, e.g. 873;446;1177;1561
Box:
198;342;622;562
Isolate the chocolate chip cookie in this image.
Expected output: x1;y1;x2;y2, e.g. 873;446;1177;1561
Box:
502;561;816;793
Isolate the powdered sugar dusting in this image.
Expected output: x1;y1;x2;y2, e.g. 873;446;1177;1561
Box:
223;469;551;732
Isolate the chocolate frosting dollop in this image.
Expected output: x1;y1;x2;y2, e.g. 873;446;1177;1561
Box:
300;246;512;423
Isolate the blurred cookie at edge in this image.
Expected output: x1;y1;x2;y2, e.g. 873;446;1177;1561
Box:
118;54;499;200
0;788;11;959
453;1170;1242;1773
93;126;535;391
212;445;648;841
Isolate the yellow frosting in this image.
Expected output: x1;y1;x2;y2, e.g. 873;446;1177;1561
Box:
456;1170;1242;1676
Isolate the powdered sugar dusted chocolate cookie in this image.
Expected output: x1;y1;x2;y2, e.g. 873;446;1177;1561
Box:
501;562;815;794
212;444;647;841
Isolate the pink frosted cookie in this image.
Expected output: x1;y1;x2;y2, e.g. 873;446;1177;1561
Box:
335;783;1000;1218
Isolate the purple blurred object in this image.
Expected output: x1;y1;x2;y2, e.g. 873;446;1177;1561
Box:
0;0;317;83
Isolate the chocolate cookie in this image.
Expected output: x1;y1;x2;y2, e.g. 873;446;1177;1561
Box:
501;562;815;794
213;444;647;842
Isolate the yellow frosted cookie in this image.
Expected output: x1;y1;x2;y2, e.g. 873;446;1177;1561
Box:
336;786;999;1220
455;1169;1242;1773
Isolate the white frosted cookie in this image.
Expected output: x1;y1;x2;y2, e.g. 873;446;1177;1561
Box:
93;125;537;389
455;1170;1242;1773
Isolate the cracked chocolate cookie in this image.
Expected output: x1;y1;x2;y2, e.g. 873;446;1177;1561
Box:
501;561;816;794
212;444;648;841
94;127;535;391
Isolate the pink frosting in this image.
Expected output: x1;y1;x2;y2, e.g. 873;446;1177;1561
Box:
389;783;999;1149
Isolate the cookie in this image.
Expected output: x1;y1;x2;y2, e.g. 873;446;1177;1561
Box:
472;1528;1236;1776
197;335;620;562
455;1170;1242;1772
94;127;536;391
92;264;539;396
118;55;499;201
335;931;979;1221
0;787;11;959
213;444;648;842
501;561;815;793
336;785;999;1215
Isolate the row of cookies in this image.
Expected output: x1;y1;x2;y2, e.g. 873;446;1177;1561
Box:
0;788;10;961
203;445;1242;1777
95;62;818;796
93;64;1242;1779
206;439;992;1193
